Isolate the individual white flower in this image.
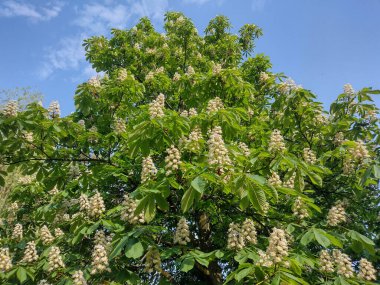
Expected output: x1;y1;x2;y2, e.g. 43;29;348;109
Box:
174;218;191;245
120;193;145;224
3;100;18;117
335;251;354;278
12;223;23;240
206;97;224;114
21;241;38;263
278;78;301;94
48;101;60;118
327;201;346;226
40;225;55;245
268;172;282;187
292;197;309;219
88;76;101;88
90;244;110;274
188;108;197;117
144;247;161;273
62;213;71;222
145;71;155;81
227;223;245;250
93;230;113;253
180;110;189;117
88;192;106;218
72;270;87;285
268;129;286;153
47;246;65;272
186;66;195;76
173;72;181;81
207;126;232;174
241;219;257;245
54;228;64;238
118;68;128;81
49;186;59;196
141;156;157;183
238;142;250;156
212;63;222;75
78;119;85;127
358;258;376;281
22;131;34;143
165;145;181;176
303;148;317;164
146;47;157;54
319;250;334;273
343;83;355;97
0;248;12;272
259;72;269;82
180;127;203;152
283;173;295;189
156;66;165;74
315;110;328;125
113;118;126;134
149;93;165;119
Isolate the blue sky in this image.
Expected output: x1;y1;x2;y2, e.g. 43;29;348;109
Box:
0;0;379;115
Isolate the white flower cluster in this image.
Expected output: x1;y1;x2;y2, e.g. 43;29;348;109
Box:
88;192;106;218
40;225;55;245
303;148;316;164
22;131;33;143
118;68;128;81
241;218;257;245
72;270;87;285
259;228;289;266
79;193;90;212
149;93;165;119
21;241;38;263
343;158;355;175
327;201;346;226
206;97;224;114
49;186;59;196
93;230;113;252
120;193;145;224
144;247;161;273
268;129;286;153
283;173;295;189
259;72;269;82
48;101;60;118
3;100;18;117
334;250;354;278
350;140;370;162
113;118;126;134
145;67;165;81
165;145;181;176
180;108;197;117
88;76;101;88
358;258;377;281
173;72;181;81
54;228;64;238
212;63;222;75
334;132;344;145
319;250;334;273
238;142;250;156
146;47;157;54
141;156;157;183
0;248;12;272
12;223;23;240
278;78;301;94
90;244;110;274
227;223;245;250
292;197;309;219
207;126;232;174
268;172;282;187
179;127;203;152
199;213;210;232
174;218;191;245
315;110;328;125
186;66;195;76
37;280;51;285
343;83;355;97
47;246;65;272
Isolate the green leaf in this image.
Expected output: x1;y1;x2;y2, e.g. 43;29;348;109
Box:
17;267;27;284
125;239;144;259
300;230;314;246
235;265;253;282
109;236;129;260
181;187;201;213
313;228;331;248
191;176;206;193
180;256;195;272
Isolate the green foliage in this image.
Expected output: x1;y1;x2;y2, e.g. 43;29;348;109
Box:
0;12;379;285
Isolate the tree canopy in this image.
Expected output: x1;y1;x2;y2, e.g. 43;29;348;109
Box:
0;12;379;285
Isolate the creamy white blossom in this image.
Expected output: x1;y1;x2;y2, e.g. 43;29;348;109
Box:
0;248;12;272
48;101;60;118
358;258;376;281
174;218;191;245
206;97;224;114
327;201;346;226
165;145;181;176
207;126;232;174
149;93;165;118
268;129;285;153
47;246;65;272
90;244;110;274
120;193;145;224
21;241;38;263
319;250;334;273
40;225;54;245
3;100;18;117
227;223;245;250
88;192;106;218
72;270;87;285
144;247;161;273
141;156;157;183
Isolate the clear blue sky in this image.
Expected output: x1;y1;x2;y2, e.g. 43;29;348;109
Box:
0;0;379;115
